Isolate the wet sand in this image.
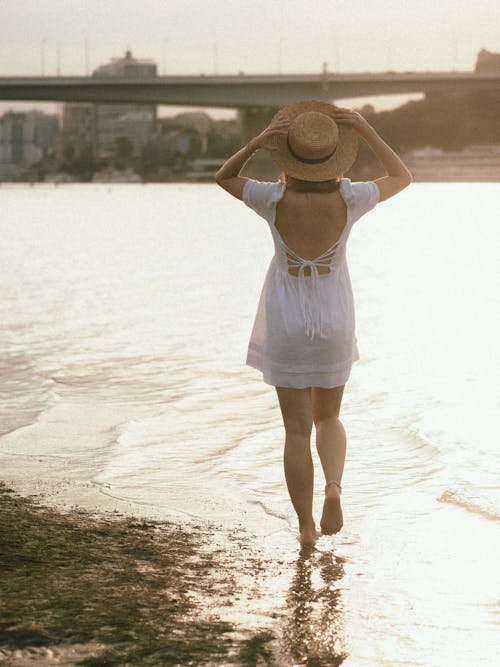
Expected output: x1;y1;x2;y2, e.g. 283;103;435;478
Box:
0;483;261;665
0;483;348;666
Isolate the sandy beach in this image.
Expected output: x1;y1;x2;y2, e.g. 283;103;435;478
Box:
0;481;348;666
2;447;499;667
0;483;251;665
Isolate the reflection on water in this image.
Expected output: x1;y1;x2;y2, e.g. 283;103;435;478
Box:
282;550;347;666
211;529;349;666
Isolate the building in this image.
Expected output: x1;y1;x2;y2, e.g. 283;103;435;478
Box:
58;103;95;162
169;112;214;154
476;49;500;73
0;110;58;167
92;50;157;159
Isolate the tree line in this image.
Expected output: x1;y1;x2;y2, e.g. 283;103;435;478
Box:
348;89;500;179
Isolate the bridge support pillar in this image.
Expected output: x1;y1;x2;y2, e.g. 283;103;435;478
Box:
238;106;281;180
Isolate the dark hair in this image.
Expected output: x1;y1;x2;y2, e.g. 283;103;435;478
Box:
283;174;341;193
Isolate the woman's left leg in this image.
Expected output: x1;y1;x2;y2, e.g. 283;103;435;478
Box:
275;386;318;547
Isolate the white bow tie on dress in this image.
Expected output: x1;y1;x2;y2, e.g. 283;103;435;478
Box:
283;242;339;339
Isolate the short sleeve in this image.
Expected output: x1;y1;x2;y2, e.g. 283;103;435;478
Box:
243;179;285;222
340;179;380;224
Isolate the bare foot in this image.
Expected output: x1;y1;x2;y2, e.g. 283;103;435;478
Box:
298;523;320;548
320;486;343;535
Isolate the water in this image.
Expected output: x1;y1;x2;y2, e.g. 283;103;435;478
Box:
1;182;499;666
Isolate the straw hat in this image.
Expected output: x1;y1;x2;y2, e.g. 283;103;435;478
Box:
270;100;358;182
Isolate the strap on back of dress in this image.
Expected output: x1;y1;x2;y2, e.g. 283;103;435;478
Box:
282;239;340;339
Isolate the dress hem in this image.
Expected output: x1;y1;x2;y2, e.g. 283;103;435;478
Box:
246;358;355;390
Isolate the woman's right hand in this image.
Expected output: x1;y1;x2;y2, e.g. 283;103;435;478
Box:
332;107;412;201
332;108;373;138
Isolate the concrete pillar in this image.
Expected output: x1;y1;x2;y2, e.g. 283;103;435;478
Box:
238;106;281;180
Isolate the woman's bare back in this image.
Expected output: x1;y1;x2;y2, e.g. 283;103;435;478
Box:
275;189;347;275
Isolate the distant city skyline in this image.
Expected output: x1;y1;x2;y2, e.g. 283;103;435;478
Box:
0;0;498;117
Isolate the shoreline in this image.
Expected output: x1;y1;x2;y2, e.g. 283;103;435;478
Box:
0;482;284;666
0;473;356;667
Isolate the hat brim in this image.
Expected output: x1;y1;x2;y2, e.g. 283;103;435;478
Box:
270;100;358;182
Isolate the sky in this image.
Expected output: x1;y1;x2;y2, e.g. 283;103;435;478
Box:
0;0;499;117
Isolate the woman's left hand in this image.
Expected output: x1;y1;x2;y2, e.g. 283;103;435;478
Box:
215;115;289;201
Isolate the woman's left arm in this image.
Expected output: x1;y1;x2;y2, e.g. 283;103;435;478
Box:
215;117;289;200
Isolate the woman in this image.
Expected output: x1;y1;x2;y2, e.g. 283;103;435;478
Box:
216;101;411;547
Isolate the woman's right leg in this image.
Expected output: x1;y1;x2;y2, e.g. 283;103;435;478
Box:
312;385;346;534
275;386;318;547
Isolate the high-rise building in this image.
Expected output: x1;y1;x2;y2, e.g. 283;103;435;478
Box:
0;111;58;166
92;50;157;159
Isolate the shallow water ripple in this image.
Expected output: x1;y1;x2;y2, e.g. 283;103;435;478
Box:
1;183;499;667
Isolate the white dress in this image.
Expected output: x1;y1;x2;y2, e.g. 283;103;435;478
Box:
243;177;380;389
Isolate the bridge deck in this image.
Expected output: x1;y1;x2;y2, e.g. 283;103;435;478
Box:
0;72;499;107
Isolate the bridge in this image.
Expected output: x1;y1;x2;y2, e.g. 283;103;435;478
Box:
1;70;499;141
1;71;500;106
2;70;499;140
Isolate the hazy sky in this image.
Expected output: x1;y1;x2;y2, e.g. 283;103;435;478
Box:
1;0;499;115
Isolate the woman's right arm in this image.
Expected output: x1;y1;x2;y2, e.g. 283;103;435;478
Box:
334;109;412;202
